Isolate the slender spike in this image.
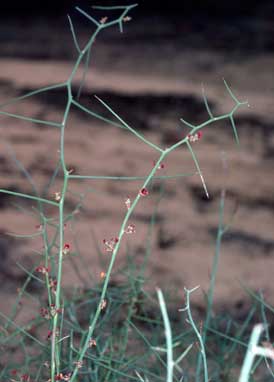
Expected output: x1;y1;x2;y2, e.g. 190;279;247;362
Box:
186;140;209;199
180;117;195;129
42;160;61;199
67;15;81;53
72;99;124;129
174;343;194;365
69;172;195;181
0;110;61;127
77;45;91;100
0;188;58;206
75;7;100;27
5;142;47;218
223;78;240;104
0;310;46;348
0;82;66;109
230;115;240;145
202;84;213;119
6;143;37;194
15;262;45;283
5;231;43;239
135;370;145;382
119;20;123;33
94;95;162;152
92;4;138;10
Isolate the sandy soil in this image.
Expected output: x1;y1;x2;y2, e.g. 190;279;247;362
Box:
0;17;273;327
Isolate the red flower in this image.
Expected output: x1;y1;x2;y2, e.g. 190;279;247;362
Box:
139;188;149;197
63;243;70;255
21;374;30;382
187;131;203;142
125;224;136;234
36;265;49;274
103;237;119;252
153;160;165;170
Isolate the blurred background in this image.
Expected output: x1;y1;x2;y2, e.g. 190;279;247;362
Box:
0;0;273;322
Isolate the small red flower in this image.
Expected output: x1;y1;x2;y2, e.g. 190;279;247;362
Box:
49;278;57;291
125;224;136;234
40;307;50;320
55;372;71;381
21;374;30;382
153;160;165;170
88;338;97;347
125;196;131;210
10;369;17;376
50;304;63;317
63;243;70;255
103;237;119;252
187;131;203;142
139;188;149;197
36;265;49;274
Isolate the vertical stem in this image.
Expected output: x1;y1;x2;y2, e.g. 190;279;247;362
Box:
51;92;71;380
157;289;174;382
196;190;225;381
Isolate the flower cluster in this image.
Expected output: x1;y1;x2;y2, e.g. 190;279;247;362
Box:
99;299;107;310
40;307;51;320
187;131;202;142
9;371;30;382
47;329;59;340
124;224;136;234
100;16;108;24
103;237;119;252
54;192;61;202
55;372;72;381
88;338;97;347
10;372;30;382
49;278;57;292
36;265;49;274
153;160;165;170
125;196;131;210
40;304;63;319
20;374;30;382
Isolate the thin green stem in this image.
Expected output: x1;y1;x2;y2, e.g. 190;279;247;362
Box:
182;286;209;382
94;95;163;153
0;110;61;127
69;172;196;181
195;190;225;381
0;188;58;206
157;289;174;382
